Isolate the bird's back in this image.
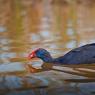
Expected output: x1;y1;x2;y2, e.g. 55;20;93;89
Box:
54;43;95;64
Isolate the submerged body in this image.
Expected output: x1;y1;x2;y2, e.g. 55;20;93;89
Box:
28;43;95;64
54;43;95;64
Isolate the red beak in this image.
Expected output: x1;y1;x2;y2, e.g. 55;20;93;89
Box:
28;48;40;60
28;52;36;60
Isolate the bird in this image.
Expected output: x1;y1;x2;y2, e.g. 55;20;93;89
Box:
28;43;95;65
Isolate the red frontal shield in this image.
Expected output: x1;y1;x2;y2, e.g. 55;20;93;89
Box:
28;48;40;59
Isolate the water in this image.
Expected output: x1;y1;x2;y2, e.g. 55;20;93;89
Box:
0;0;95;95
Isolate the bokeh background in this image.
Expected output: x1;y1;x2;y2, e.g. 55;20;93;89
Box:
1;0;95;64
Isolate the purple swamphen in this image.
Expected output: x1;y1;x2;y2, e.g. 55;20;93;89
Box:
28;43;95;64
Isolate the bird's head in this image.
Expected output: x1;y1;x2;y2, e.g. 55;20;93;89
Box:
28;48;53;63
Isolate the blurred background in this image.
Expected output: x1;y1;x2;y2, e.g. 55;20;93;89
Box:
1;0;95;65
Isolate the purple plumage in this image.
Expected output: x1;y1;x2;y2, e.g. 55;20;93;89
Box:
28;43;95;64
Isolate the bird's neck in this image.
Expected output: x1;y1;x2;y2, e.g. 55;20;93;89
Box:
41;56;54;63
41;56;62;63
41;56;65;64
